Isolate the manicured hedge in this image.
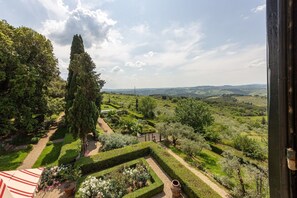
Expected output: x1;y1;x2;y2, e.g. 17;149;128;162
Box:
150;144;221;198
75;158;163;198
75;142;222;198
58;133;81;165
75;142;151;175
124;158;163;198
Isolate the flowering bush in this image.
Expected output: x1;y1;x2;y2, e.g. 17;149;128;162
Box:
39;165;81;191
98;133;138;151
78;163;151;198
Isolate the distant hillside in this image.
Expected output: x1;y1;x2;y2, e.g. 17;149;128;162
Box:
104;84;267;98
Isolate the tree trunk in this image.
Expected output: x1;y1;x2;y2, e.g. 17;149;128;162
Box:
237;167;246;196
81;136;87;157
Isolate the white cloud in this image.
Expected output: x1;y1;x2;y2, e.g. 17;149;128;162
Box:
251;4;266;13
143;51;155;58
42;6;116;47
131;24;150;34
125;61;146;68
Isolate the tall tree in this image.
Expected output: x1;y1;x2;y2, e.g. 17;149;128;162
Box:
175;99;214;133
139;97;156;119
65;35;85;125
68;51;104;155
0;20;58;135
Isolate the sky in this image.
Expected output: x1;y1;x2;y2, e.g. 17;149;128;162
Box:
0;0;266;89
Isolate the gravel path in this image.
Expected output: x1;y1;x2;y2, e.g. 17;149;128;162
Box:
165;147;230;198
17;113;64;170
146;157;174;198
98;118;113;133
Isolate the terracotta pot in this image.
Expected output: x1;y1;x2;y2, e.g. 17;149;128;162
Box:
64;181;76;197
171;179;182;198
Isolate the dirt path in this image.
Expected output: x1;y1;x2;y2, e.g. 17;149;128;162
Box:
165;147;229;198
86;134;102;156
98;118;113;134
17;113;64;170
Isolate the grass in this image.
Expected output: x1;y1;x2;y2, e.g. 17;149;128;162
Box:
0;148;31;171
32;142;63;168
50;125;68;140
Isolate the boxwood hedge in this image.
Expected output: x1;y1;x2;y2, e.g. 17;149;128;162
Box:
75;142;222;198
75;142;151;174
75;158;163;198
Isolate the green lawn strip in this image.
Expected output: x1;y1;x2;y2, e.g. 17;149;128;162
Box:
150;144;221;198
75;158;163;198
32;142;63;168
75;142;221;198
58;133;81;165
0;148;31;171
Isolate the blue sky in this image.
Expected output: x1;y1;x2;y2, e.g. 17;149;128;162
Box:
0;0;266;89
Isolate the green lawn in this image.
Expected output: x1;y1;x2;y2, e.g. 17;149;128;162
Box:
50;125;67;140
32;142;63;168
0;149;31;171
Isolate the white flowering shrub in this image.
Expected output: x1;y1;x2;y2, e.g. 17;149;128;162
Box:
78;163;151;198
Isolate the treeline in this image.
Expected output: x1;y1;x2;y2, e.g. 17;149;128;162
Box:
0;20;63;137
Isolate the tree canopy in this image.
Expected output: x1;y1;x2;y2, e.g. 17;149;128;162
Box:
175;99;214;133
139;97;156;119
0;20;59;136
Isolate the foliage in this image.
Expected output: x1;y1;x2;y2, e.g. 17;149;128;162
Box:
39;165;81;191
75;142;151;175
0;20;59;136
76;142;221;198
33;142;63;168
78;163;151;198
175;99;214;133
150;143;221;198
179;138;210;156
98;133;139;151
220;151;246;197
233;135;266;160
139;97;156;119
58;133;81;165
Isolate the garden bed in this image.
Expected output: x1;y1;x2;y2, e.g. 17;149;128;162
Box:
75;142;221;198
76;158;163;198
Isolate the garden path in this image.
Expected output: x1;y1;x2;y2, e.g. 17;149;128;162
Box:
146;157;173;198
17;113;64;170
164;147;230;198
98;118;113;133
86;134;102;156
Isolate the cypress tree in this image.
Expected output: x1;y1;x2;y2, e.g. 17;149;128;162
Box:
67;46;104;155
65;35;85;125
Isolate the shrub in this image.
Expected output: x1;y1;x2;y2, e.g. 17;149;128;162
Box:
46;141;53;146
98;133;139;151
179;138;210;156
76;159;163;198
233;135;266;160
30;137;40;144
75;142;151;175
58;133;81;165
